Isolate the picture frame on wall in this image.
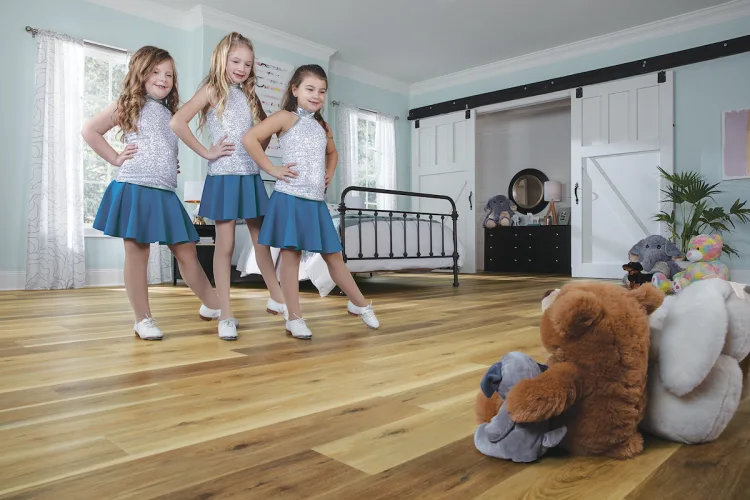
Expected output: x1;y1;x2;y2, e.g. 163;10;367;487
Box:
722;108;750;181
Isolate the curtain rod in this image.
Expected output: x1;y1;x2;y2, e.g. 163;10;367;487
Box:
25;26;129;55
331;100;399;120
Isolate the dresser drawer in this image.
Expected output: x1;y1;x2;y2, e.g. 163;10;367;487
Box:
484;225;570;275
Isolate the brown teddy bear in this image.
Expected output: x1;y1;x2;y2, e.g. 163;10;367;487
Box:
482;282;663;459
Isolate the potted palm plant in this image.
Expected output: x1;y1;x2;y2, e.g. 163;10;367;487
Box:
654;167;750;258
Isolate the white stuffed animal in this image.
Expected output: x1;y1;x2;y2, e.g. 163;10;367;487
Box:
642;279;750;443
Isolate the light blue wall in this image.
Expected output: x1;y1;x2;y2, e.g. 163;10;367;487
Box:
674;52;750;271
409;16;750;271
0;2;411;279
327;74;411;207
0;0;196;274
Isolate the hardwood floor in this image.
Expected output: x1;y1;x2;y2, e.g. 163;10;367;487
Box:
0;273;748;499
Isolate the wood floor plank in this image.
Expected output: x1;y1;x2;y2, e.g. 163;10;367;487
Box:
313;396;477;474
310;436;522;500
151;450;366;500
472;438;680;500
1;273;746;499
0;398;421;499
625;399;750;500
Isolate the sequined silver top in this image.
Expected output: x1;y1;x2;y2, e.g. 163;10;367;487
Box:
206;85;259;176
116;97;178;191
273;108;328;201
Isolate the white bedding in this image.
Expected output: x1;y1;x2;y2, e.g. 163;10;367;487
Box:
234;210;464;297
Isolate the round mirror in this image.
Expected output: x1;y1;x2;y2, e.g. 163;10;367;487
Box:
508;168;549;215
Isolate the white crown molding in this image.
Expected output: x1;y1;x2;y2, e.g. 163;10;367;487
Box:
86;1;337;61
410;0;750;97
87;0;193;30
329;60;410;95
193;5;337;62
0;272;25;291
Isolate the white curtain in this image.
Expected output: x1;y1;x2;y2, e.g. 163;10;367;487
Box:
26;30;86;290
375;113;397;210
147;244;173;284
334;103;359;192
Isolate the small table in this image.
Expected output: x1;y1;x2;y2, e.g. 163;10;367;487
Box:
173;224;216;285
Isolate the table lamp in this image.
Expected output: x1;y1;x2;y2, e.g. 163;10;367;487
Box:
183;180;205;225
543;180;562;225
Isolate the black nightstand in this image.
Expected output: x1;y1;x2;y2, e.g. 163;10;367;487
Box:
173;224;216;285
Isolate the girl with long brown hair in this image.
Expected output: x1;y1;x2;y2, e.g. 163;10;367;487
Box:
83;46;220;340
171;32;294;340
242;64;379;339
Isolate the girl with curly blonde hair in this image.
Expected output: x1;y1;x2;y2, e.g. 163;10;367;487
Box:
171;32;293;340
83;45;220;341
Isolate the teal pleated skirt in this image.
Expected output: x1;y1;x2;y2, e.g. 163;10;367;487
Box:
93;181;198;245
198;174;269;221
258;191;342;253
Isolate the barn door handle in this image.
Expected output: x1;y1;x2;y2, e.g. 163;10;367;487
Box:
574;183;579;205
469;191;473;210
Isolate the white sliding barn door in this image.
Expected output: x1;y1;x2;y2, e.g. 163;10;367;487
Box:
411;110;476;273
570;71;674;279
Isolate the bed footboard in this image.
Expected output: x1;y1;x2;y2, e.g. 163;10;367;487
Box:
338;186;460;287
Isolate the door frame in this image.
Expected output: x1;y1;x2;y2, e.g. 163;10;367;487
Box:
569;71;674;278
475;89;572;116
411;109;477;273
474;90;573;272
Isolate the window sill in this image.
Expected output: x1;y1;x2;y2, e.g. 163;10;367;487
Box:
84;227;111;238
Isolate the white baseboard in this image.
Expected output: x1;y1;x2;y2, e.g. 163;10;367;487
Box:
85;269;125;287
0;272;26;291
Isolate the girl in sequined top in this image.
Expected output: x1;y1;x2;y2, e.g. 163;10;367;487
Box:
242;64;379;340
171;32;295;341
82;46;220;341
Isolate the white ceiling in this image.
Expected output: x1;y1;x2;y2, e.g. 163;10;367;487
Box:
152;0;731;84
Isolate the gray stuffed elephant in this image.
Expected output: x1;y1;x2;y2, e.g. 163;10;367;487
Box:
483;195;517;229
623;235;684;286
474;351;567;463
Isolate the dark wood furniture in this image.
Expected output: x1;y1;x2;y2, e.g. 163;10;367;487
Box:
484;225;571;275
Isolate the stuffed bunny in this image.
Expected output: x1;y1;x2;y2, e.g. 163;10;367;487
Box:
483;195;517;229
642;279;750;443
474;351;567;463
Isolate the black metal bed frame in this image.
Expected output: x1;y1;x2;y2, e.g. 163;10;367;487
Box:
337;186;460;287
261;180;460;286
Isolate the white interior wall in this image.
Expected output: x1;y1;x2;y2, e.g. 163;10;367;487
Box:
475;100;572;270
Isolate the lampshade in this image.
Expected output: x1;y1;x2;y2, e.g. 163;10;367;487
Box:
544;180;562;202
183;181;204;203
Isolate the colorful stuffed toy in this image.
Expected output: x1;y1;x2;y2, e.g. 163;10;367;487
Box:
483;195;517;229
652;234;730;294
473;352;567;463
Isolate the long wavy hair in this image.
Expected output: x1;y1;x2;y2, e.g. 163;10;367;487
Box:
198;32;262;131
281;64;330;135
114;46;179;135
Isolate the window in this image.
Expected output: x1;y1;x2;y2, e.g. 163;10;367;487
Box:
82;46;128;230
355;111;379;210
